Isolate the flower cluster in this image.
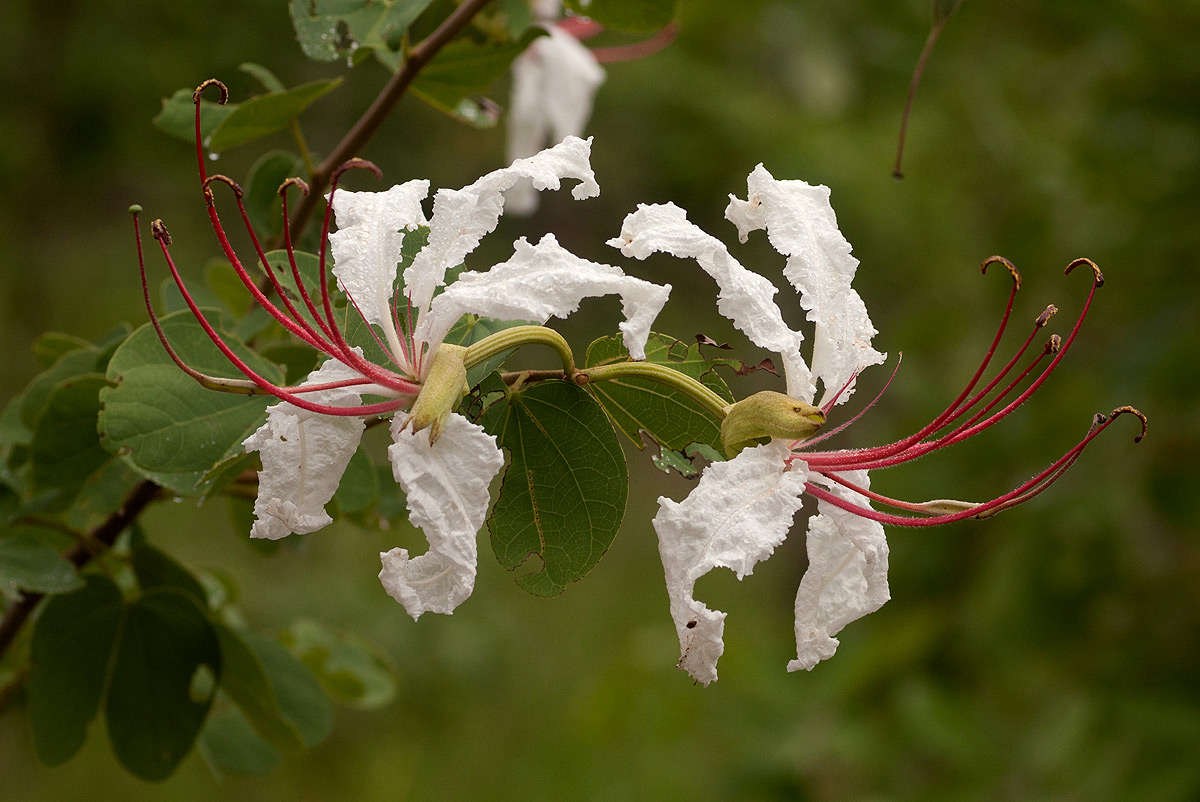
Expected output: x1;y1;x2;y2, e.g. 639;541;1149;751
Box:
610;165;1144;684
137;80;670;620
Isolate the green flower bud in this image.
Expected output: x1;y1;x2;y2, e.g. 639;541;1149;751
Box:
406;344;469;443
720;391;825;457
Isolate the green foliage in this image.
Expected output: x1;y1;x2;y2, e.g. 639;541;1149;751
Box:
244;150;304;237
479;379;627;596
153;79;342;152
0;528;83;594
30;375;112;512
564;0;679;32
98;310;283;496
281;619;398;710
199;709;282;777
28;575;124;766
585;331;732;454
409;29;546;127
289;0;435;63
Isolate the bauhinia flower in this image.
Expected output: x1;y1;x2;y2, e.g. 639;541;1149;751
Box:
505;4;678;214
135;80;670;620
610;164;1145;685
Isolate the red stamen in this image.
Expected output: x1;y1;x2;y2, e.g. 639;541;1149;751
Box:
152;223;409;416
803;406;1142;527
798;354;904;450
556;17;604;39
279;177;337;342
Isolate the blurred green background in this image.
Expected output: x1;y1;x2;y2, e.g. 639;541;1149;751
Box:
2;0;1198;798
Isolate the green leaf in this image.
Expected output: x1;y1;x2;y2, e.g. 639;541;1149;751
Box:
98;310;284;496
584;332;732;453
244;150;303;238
28;575;124;766
262;248;332;335
205;259;252;318
153;88;237;144
130;528;208;606
106;588;221;781
333;446;379;515
209;79;342;152
0;528;83;594
410;30;545;127
290;0;435;62
244;632;334;749
199;708;282;777
61;458;144;532
261;342;322;385
20;347;105;432
564;0;679;32
280;618;397;710
29;374;111;511
213;623;307;751
32;332;91;368
239;62;286;94
480;380;627;596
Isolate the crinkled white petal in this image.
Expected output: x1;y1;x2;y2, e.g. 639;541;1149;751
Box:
505;26;605;216
329;181;430;329
652;442;808;684
380;412;505;620
608;202;815;401
421;233;668;360
726;165;885;405
788;470;890;672
242;353;368;541
406;136;601;323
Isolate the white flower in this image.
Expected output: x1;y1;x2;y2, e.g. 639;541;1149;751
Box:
239;136;670;620
505;22;604;215
609;164;888;683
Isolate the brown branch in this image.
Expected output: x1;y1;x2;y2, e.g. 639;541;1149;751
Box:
0;480;162;662
284;0;497;242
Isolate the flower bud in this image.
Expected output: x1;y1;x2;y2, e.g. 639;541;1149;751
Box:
406;344;469;443
720;391;825;457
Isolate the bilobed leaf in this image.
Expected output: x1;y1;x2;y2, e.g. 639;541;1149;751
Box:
98;310;284;496
199;708;282;777
280;618;397;710
20;347;105;432
290;0;435;62
564;0;679;32
0;528;83;594
480;380;627;596
584;332;732;454
106;588;221;781
213;623;307;751
208;79;342;152
410;30;545;128
130;528;208;605
32;332;91;368
244;633;333;749
29;374;111;511
153;89;237;144
28;574;124;766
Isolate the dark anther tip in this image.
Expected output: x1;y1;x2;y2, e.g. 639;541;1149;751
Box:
278;177;311;197
1110;405;1147;443
203;174;244;198
150;218;172;245
1035;304;1059;328
332;157;383;183
1044;334;1062;354
1065;257;1104;287
980;255;1022;291
193;78;229;105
